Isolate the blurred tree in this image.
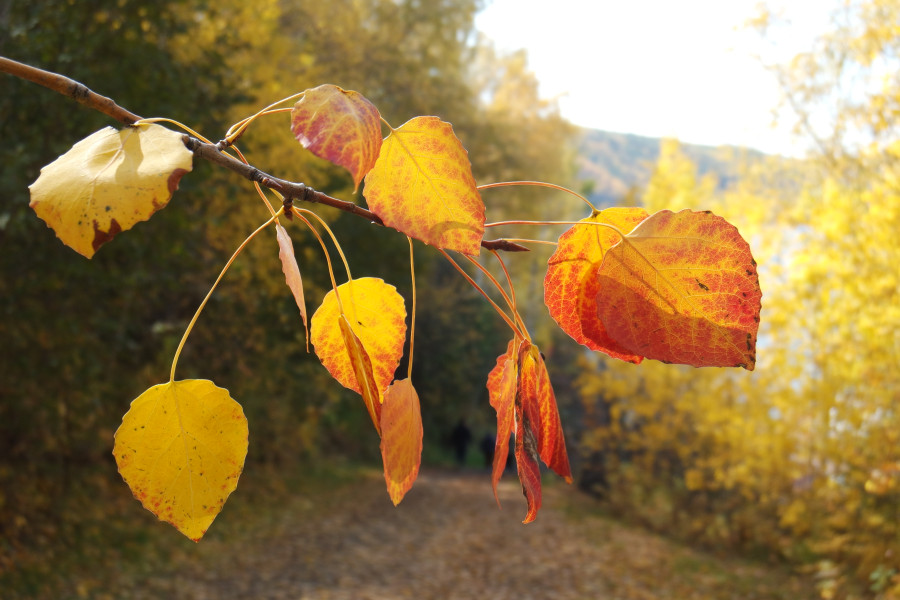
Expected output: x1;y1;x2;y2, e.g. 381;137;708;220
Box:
0;0;579;547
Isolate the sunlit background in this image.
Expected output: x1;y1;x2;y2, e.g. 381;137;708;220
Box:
478;0;840;156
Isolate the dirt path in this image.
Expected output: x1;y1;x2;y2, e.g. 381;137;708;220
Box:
110;469;813;600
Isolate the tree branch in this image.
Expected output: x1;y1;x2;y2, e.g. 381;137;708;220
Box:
1;56;529;253
0;56;142;125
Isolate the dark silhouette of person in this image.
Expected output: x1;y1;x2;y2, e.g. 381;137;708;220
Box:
449;419;472;466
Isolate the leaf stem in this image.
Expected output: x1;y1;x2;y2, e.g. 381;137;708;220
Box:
294;208;353;284
486;219;626;240
463;254;531;343
293;207;346;314
477;180;596;211
407;237;416;379
133;117;215;145
230;144;278;217
439;249;525;340
169;209;283;382
225;92;306;145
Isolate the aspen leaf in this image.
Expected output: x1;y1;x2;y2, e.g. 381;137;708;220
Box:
597;209;762;370
29;123;193;258
310;278;407;428
113;380;248;542
380;378;423;505
290;84;382;192
338;315;383;435
519;345;572;483
544;207;648;363
486;338;520;504
363;116;485;255
275;224;309;351
514;343;543;524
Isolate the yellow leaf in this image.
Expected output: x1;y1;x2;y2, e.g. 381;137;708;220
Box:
310;277;407;402
380;378;423;505
113;380;248;542
363;116;485;255
29;123;193;258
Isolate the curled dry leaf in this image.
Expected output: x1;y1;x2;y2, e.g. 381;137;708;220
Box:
519;345;571;483
290;84;382;192
363;116;485;255
113;380;248;542
310;278;407;430
544;207;648;363
338;315;383;435
380;378;424;505
29;123;193;258
275;224;309;351
486;338;520;505
597;209;762;369
487;340;572;523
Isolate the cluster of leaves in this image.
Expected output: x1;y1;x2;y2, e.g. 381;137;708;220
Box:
19;65;760;541
578;130;900;598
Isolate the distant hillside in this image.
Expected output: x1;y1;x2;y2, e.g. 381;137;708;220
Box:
576;129;768;207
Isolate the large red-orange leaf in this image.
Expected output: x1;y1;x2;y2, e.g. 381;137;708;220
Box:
514;342;543;524
486;338;520;504
275;224;309;351
380;378;423;505
519;345;572;482
290;84;382;191
545;208;648;363
363;116;485;255
310;278;407;432
597;209;762;370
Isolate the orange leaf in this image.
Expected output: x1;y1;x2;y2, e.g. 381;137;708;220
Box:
544;208;648;363
519;345;572;483
597;209;762;370
486;338;520;505
310;278;407;430
363;116;485;255
380;378;423;505
290;84;382;191
275;224;309;351
338;315;383;435
514;342;543;524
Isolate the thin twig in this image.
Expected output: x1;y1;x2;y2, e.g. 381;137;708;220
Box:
0;56;142;124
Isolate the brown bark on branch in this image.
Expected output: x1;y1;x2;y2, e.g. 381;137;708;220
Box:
0;56;142;125
1;56;529;253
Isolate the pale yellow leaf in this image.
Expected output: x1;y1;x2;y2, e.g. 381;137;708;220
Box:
29;123;193;258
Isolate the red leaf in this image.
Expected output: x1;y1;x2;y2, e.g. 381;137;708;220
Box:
545;208;648;363
380;378;423;505
486;338;520;505
514;343;543;524
597;209;762;369
519;345;572;482
290;85;382;192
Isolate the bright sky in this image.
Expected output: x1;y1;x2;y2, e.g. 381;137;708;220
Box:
476;0;839;156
